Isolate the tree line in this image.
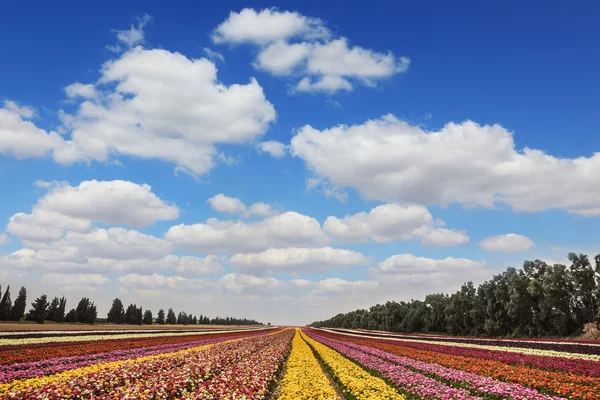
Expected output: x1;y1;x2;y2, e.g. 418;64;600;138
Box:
0;285;97;324
310;252;600;338
0;284;263;326
106;298;263;326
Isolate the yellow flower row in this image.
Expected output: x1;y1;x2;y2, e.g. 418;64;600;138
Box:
279;329;338;400
301;330;405;400
321;329;600;362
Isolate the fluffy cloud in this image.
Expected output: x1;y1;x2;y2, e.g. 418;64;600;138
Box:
0;233;10;246
42;273;109;291
117;273;215;291
314;277;377;294
213;8;409;93
421;228;470;248
480;233;534;253
58;228;173;260
373;254;486;283
1;246;222;276
248;202;278;217
0;101;66;159
7;181;178;245
39;180;179;228
324;204;468;247
207;193;280;218
212;8;329;44
219;273;283;294
165;211;329;254
207;193;248;215
64;83;99;100
257;140;288;158
291;115;600;216
230;247;370;274
53;46;276;175
107;14;153;52
2;18;276;176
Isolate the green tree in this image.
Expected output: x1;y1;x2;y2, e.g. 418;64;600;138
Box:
75;298;97;324
65;308;78;323
177;311;188;325
569;253;597;326
107;298;125;323
10;286;27;321
143;309;153;325
55;296;67;323
0;285;12;321
28;294;49;323
125;304;137;324
47;297;60;322
156;309;165;325
166;308;176;324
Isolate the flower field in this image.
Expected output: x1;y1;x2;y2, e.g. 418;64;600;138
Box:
0;325;598;399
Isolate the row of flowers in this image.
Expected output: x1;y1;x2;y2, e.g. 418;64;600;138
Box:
331;328;600;356
301;330;405;399
0;328;277;365
321;329;600;375
2;329;292;399
308;330;565;400
0;326;272;347
179;328;293;399
315;329;600;400
0;327;257;340
306;330;482;400
321;329;600;362
278;329;338;400
0;328;277;384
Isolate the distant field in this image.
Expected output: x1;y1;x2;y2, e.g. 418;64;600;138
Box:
0;322;262;332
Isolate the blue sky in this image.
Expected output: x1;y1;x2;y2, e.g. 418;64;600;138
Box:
0;1;599;325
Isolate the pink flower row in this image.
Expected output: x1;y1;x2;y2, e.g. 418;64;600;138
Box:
336;331;600;377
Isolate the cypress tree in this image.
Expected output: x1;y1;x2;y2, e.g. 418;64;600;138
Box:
107;298;125;323
0;285;12;321
156;309;165;325
10;287;27;321
166;308;176;324
55;296;66;323
47;297;60;322
143;309;153;324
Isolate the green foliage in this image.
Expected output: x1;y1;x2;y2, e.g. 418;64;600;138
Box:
65;308;78;323
28;294;49;324
0;285;12;321
311;252;600;337
10;286;27;321
76;298;98;324
107;298;125;323
166;308;177;324
156;309;165;325
143;309;153;325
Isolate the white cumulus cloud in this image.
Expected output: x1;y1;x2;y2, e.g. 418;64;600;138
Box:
480;233;534;253
257;140;288;158
165;211;329;254
213;8;409;93
230;247;370;274
324;203;468;247
291;114;600;216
